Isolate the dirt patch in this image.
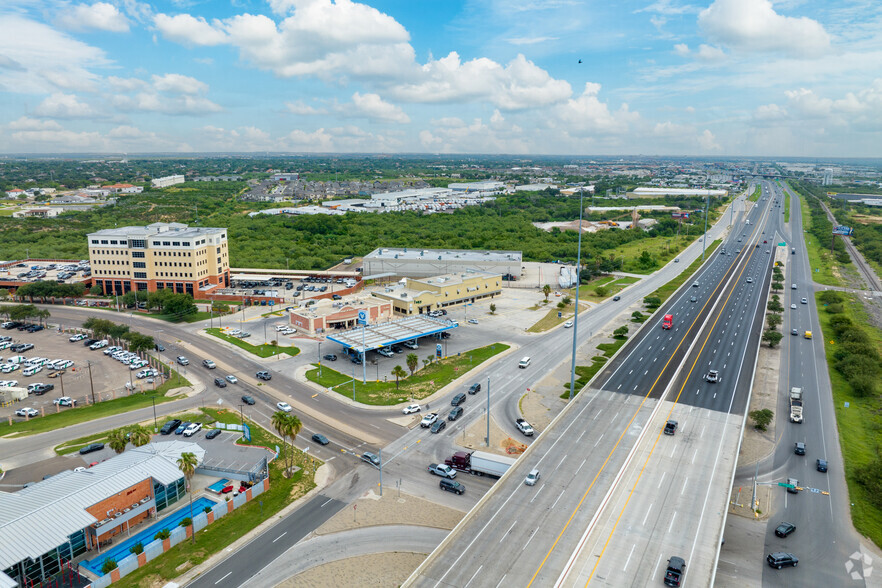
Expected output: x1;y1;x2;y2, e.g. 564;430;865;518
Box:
851;214;882;225
729;484;772;521
278;552;426;588
314;490;464;536
737;343;780;466
459;414;525;457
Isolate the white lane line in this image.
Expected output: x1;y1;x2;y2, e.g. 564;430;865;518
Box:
668;511;678;534
593;410;602;420
321;498;333;507
215;572;232;584
593;433;604;448
624;543;637;571
681;477;689;495
658;471;666;489
642;502;654;527
551;490;565;510
575;458;587;475
556;455;567;470
692;448;699;465
494;576;508;588
463;565;483;588
530;484;546;503
522;531;537;552
272;531;287;543
501;520;518;542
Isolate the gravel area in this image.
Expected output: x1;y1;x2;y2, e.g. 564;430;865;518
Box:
314;489;463;536
277;552;426;588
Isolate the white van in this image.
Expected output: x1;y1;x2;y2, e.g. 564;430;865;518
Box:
26;357;48;367
6;356;26;365
54;359;74;369
23;365;43;377
518;357;532;369
0;341;10;351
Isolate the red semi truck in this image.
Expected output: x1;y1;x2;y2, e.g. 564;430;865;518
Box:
662;314;673;329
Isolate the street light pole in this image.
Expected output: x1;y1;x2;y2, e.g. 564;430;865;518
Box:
318;341;322;378
151;396;157;432
87;361;95;404
569;188;584;401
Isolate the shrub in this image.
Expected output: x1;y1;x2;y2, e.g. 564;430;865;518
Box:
613;325;629;338
819;290;843;305
180;517;192;528
829;315;853;331
129;542;144;555
835;354;879;381
856;458;882;508
594;286;608;297
767;314;782;329
749;409;774;431
101;559;118;574
849;373;877;398
643;296;661;309
204;506;212;513
826;303;845;314
154;529;171;541
762;329;783;348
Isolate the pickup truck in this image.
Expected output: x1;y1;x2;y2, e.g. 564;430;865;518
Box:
420;413;439;428
427;463;457;479
664;556;686;587
516;418;534;436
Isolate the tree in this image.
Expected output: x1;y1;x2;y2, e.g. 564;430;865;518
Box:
107;429;128;454
154;529;171;541
594;286;608;297
406;352;419;375
561;296;572;306
101;559;118;574
767;299;784;313
176;451;199;544
749;409;774;431
489;303;496;315
542;284;551;302
771;281;783;292
613;325;629;338
90;285;103;296
391;365;406;389
762;329;783;348
127;425;152;446
766;314;782;329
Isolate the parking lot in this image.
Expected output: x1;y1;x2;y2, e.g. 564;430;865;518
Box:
0;259;91;286
0;326;166;422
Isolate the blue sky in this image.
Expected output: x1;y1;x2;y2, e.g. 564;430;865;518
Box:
0;0;880;156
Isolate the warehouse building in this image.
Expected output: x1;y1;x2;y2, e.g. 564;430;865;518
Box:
363;248;521;279
88;222;230;296
448;181;505;194
0;442;202;587
372;272;502;316
150;175;185;189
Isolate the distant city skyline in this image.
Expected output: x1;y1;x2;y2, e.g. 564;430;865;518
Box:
0;0;880;157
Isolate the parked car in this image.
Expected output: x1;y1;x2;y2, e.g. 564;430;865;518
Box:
241;395;256;405
205;429;222;440
53;396;76;407
78;443;104;455
323;354;337;361
183;422;203;437
160;419;182;435
15;407;38;418
175;422;191;435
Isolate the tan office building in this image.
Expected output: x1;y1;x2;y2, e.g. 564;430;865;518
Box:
372;272;502;316
88;222;230;296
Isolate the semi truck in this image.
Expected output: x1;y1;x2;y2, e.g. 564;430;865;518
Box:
663;314;673;330
790;387;803;423
445;450;517;478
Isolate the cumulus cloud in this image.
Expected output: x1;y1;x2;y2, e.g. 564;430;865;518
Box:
551;82;640;136
6;116;103;149
698;129;721;151
754;103;788;121
698;0;831;58
0;15;110;93
286;100;326;115
344;92;409;123
153;13;228;46
33;93;95;118
418;116;529;154
111;72;221;115
673;43;726;61
55;2;131;33
151;73;207;95
390;53;572;110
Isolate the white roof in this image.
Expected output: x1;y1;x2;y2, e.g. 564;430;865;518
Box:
0;441;202;570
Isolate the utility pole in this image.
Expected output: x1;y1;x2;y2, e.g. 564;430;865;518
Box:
569;188;585;401
151;396;158;432
87;361;95;404
238;404;245;427
702;191;709;261
318;341;322;377
485;377;490;447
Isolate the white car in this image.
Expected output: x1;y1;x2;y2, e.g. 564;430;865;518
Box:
276;402;292;413
104;346;122;355
68;333;87;342
280;328;296;335
563;320;574;328
183;422;202;437
1;363;19;373
402;404;421;415
136;368;158;379
225;374;238;384
467;319;479;325
377;348;394;358
274;325;288;332
89;340;108;350
54;396;76;407
791;303;797;310
129;360;149;370
15;407;38;418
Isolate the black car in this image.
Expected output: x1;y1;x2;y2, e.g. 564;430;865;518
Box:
451;393;466;406
439;479;465;495
664;420;678;435
3;322;20;330
430;420;447;434
214;378;227;388
160;419;182;435
27;325;44;332
448;406;464;421
312;433;330;445
794;442;806;456
155;343;165;352
775;522;796;538
350;356;362;365
766;552;798;569
241;395;256;405
391;345;403;354
30;383;54;395
613;295;621;301
11;343;33;352
817;459;828;472
323;354;337;361
256;371;272;381
468;383;481;395
79;443;105;455
83;338;98;347
205;429;222;440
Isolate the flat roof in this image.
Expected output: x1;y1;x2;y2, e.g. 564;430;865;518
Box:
327;315;457;353
0;441;203;571
87;222;225;239
365;248;521;262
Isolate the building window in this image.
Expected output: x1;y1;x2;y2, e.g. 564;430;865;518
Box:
134;272;147;279
183;242;190;246
172;241;180;246
130;239;146;248
132;251;145;258
133;262;146;269
110;240;118;245
100;240;109;244
91;239;99;245
152;241;161;246
136;282;148;290
163;241;170;246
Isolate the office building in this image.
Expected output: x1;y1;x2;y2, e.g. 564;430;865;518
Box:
88;222;230;296
151;175;185;188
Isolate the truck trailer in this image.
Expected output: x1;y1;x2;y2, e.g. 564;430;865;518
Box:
446;450;517;478
790;387;803;423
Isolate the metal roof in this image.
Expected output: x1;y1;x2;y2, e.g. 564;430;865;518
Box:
0;441;203;570
326;315;456;353
364;247;521;262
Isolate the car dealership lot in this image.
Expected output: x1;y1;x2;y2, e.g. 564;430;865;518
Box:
0;328;162;421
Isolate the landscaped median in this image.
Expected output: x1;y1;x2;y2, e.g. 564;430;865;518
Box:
1;373;190;437
205;327;299;358
649;238;722;304
305;343;510;405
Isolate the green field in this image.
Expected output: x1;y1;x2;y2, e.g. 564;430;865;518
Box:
649;239;721;303
748;185;761;202
783;188;791;223
305;343;509;405
206;328;300;357
798;195;843;287
607;235;696;275
817;292;882;549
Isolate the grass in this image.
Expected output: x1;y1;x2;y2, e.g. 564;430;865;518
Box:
749;185;761;202
0;372;190;438
528;299;580;332
205;328;300;357
54;411;206;455
784;188;791;223
816;292;882;549
111;408;316;587
305;343;509;405
560;336;628;398
606;235;696;274
798;195;843;287
650;239;722;304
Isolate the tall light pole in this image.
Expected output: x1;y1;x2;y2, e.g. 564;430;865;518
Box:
702;191;709;261
151;396;157;432
318;341;322;378
569;189;585;401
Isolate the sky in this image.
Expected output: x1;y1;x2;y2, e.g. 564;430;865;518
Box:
0;0;880;157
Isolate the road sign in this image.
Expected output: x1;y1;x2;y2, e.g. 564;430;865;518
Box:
778;482;795;489
436;343;442;358
357;310;367;325
269;301;274;306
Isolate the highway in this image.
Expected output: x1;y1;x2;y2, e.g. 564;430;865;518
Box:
405;188;774;587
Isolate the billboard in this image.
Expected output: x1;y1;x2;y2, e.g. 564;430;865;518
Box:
671;212;690;219
832;225;853;236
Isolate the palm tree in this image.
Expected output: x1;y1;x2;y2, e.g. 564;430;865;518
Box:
271;411;290;474
154;529;171;541
391;365;406;389
107;429;128;454
176;451;198;544
406;353;418;376
542;284;552;302
127;425;151;447
284;414;302;474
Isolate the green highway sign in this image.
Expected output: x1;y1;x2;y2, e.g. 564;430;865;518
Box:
778;482;795;489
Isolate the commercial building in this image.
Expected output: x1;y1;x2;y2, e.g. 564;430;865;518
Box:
372;272;502;316
631;187;728;197
0;442;202;587
448;181;505;194
363;247;521;279
104;184;143;194
88;222;230;296
289;298;393;335
151;175;185;189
